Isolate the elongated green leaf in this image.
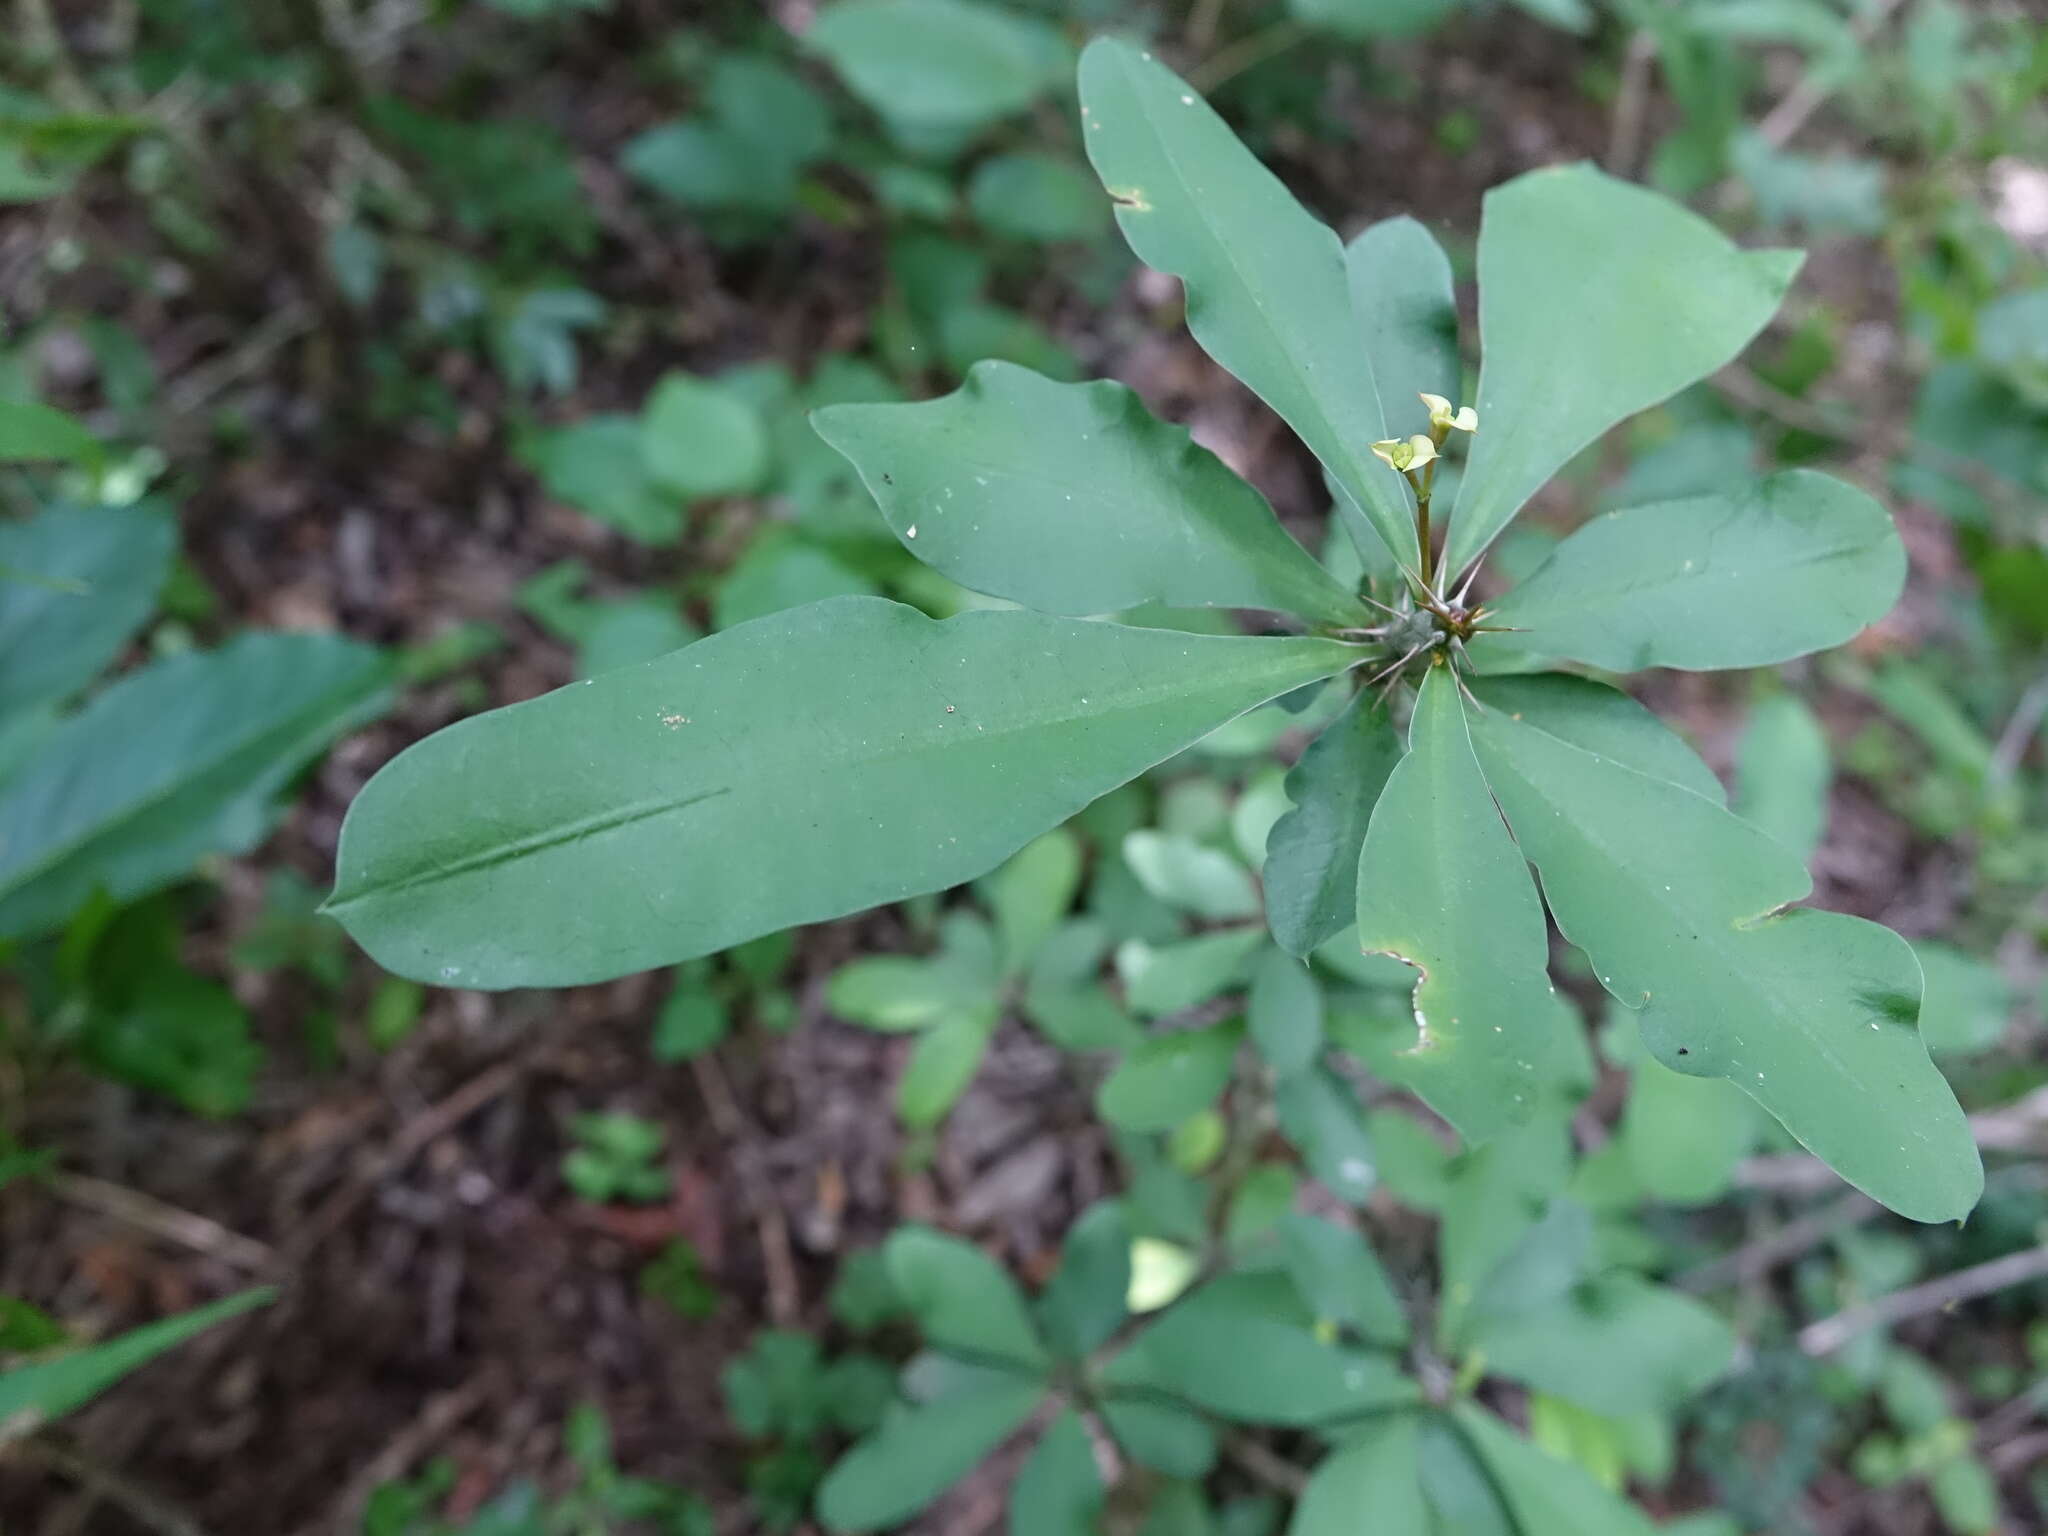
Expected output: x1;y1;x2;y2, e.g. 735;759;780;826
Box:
815;362;1363;623
1736;691;1831;860
0;1289;273;1439
1483;471;1904;670
1038;1201;1131;1359
1279;1213;1407;1347
0;398;103;468
1262;690;1403;958
1354;667;1567;1143
806;0;1069;141
1274;1067;1377;1205
1117;927;1265;1016
1347;216;1461;442
1471;1274;1734;1416
0;502;174;716
816;1367;1044;1533
1010;1409;1105;1536
1444;165;1800;579
1248;945;1323;1077
886;1224;1048;1371
1078;39;1418;572
1292;1415;1427;1536
642;371;769;500
1106;1274;1417;1426
1468;674;1722;801
1124;831;1261;920
1619;1055;1757;1206
898;1009;997;1127
1466;703;1981;1222
1100;1396;1215;1476
1452;1406;1658;1536
0;634;391;940
1098;1020;1240;1132
331;599;1357;987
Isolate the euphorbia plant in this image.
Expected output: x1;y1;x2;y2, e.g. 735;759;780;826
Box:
327;39;1979;1224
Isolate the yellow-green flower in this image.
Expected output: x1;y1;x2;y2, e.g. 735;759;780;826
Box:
1371;433;1439;472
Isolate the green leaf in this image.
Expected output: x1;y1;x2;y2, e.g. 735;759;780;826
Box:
0;634;391;940
1278;1212;1407;1347
897;1009;997;1127
1467;673;1723;801
1354;667;1567;1142
1419;1417;1517;1536
1465;699;1982;1222
1471;1274;1735;1416
0;502;174;716
652;982;729;1062
0;398;103;468
1437;1118;1574;1341
711;531;875;631
1100;1397;1215;1477
1913;941;2011;1056
642;373;770;500
1098;1021;1241;1133
1262;691;1403;958
1273;1067;1377;1205
1292;0;1460;40
815;362;1364;624
969;152;1108;242
806;0;1069;143
0;1289;273;1438
1482;471;1904;670
1346;216;1461;442
1010;1410;1105;1536
1735;691;1831;861
1124;831;1261;921
1443;164;1799;580
1292;1415;1427;1536
1452;1406;1658;1536
1248;946;1323;1077
1618;1055;1756;1206
885;1224;1048;1371
1116;927;1266;1017
523;416;681;543
982;828;1084;976
816;1365;1044;1533
330;599;1357;987
829;953;988;1032
1107;1274;1417;1426
1038;1200;1131;1359
1077;39;1417;573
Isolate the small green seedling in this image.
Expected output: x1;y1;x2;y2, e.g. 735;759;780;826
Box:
561;1112;670;1205
329;40;1979;1230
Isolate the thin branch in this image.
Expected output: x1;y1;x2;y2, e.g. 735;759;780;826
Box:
1676;1191;1879;1293
1606;30;1659;177
1990;670;2048;785
1188;20;1308;95
47;1173;275;1273
689;1052;802;1328
1713;362;2041;522
6;1440;218;1536
1799;1241;2048;1356
1753;0;1908;149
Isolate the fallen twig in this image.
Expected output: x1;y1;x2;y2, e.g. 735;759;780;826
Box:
689;1052;802;1327
1799;1241;2048;1356
47;1173;276;1274
7;1438;218;1536
1677;1190;1880;1293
